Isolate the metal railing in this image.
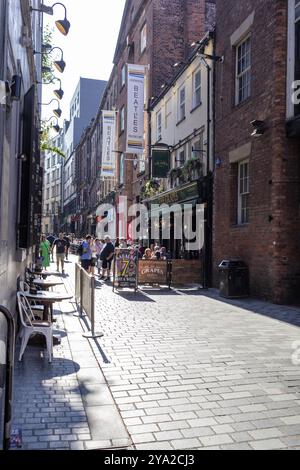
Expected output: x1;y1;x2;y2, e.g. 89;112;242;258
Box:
75;264;103;340
0;306;15;451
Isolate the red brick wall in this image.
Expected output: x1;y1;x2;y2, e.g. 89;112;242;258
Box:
213;0;300;304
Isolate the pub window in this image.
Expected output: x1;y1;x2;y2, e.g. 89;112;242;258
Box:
238;160;250;224
165;98;172;129
176;148;185;167
236;36;251;104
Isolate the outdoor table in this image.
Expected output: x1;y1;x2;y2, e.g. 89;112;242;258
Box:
33;279;64;290
29;270;61;279
23;291;73;322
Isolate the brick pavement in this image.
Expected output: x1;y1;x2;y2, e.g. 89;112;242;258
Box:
62;257;300;451
12;263;131;450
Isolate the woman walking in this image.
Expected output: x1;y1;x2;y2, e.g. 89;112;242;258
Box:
39;235;51;270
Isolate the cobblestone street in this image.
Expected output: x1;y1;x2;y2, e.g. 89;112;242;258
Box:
12;257;300;450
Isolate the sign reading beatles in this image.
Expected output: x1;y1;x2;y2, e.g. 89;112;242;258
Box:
114;249;138;289
126;64;145;154
101;111;116;177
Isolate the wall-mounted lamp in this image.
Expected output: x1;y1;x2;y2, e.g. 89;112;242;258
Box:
31;2;71;36
251;120;267;138
41;99;62;118
44;116;61;133
35;47;66;73
53;78;64;100
10;75;22;101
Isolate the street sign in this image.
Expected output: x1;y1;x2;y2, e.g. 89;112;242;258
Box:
113;249;138;291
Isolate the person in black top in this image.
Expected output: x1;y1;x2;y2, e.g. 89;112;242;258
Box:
100;236;115;281
64;234;71;261
52;233;67;274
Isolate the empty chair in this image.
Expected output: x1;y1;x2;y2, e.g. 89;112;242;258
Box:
17;292;53;363
18;281;44;320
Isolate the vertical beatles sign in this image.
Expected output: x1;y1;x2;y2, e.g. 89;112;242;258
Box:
126;64;145;154
101;111;116;178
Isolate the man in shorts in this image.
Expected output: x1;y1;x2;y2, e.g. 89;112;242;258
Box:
52;233;67;274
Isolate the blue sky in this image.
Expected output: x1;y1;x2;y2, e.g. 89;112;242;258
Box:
42;0;126;121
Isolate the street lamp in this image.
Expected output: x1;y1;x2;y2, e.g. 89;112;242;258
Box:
41;99;62;119
34;47;66;73
44;116;61;133
31;2;71;36
53;78;64;100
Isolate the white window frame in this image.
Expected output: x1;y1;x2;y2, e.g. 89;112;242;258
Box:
165;97;172;129
140;23;147;54
178;86;186;122
120;106;125;133
121;64;126;88
192;68;202;109
156;111;162;141
238;160;250;225
236;35;251;105
176;147;185;168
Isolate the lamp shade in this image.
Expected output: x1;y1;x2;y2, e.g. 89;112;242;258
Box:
54;60;66;73
53;107;62;118
54;88;64;100
55;18;71;36
53;124;60;133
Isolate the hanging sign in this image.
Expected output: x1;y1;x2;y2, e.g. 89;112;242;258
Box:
101;111;116;177
152;148;171;178
126;64;145;154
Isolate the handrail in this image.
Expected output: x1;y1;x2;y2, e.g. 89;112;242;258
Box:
0;306;15;451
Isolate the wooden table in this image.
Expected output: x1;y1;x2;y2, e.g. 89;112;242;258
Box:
33;280;64;290
29;271;61;279
23;291;73;322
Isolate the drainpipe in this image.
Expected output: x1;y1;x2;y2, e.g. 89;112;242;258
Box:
0;0;7;197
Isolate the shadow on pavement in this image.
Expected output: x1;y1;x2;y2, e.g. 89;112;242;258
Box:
80;315;111;364
115;291;156;302
195;289;300;328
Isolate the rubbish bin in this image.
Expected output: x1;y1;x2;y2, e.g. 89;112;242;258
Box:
219;260;249;298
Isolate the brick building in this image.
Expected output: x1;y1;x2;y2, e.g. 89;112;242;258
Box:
213;0;300;304
113;0;216;228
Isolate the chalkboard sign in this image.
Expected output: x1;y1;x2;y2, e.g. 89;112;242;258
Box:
138;260;170;286
113;249;138;291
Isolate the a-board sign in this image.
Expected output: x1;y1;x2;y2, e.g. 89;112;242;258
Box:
138;260;169;285
113;249;138;290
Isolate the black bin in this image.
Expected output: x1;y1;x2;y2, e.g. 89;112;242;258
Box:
219;260;249;298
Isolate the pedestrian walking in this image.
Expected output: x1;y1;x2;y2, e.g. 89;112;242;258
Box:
52;233;67;274
80;235;92;272
39;235;51;270
64;234;71;261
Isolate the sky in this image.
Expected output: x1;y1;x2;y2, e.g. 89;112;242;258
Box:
42;0;126;123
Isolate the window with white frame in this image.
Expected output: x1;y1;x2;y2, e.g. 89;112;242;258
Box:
121;64;126;88
236;36;251;104
156;111;162;141
192;133;204;160
238;160;250;224
165;98;172;128
120;106;125;133
192;69;202;108
140;23;147;53
176;147;185;167
178;86;186;122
